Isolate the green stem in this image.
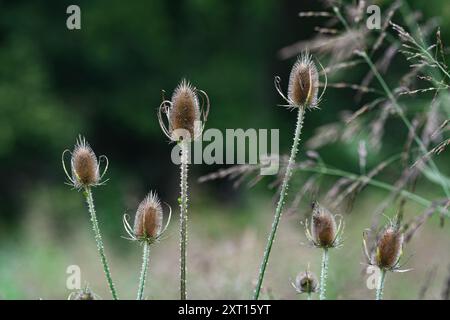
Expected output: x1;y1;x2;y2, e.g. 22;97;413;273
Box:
83;187;118;300
253;107;305;300
307;292;312;300
319;248;329;300
137;242;150;300
180;141;189;300
376;269;386;300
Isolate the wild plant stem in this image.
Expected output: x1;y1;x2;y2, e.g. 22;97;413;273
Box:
319;248;329;300
137;242;150;300
253;107;305;300
83;186;118;300
376;269;386;300
180;141;189;300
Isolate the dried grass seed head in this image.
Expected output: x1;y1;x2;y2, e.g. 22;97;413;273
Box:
133;192;164;240
288;53;320;108
294;270;319;294
375;225;404;270
311;201;337;247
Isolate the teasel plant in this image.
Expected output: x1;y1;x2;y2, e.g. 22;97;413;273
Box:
363;216;411;300
304;201;344;300
123;192;172;300
291;266;319;300
158;79;210;300
253;56;327;300
62;135;118;300
68;284;101;300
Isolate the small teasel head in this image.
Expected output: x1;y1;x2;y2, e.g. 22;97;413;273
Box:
158;79;210;142
62;135;109;190
275;52;326;109
375;225;404;270
363;218;410;272
292;268;319;295
68;284;100;300
305;201;344;249
123;191;171;244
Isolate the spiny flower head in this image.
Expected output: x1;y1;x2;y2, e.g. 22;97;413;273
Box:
275;52;325;109
62;136;108;190
376;226;404;269
363;219;410;272
292;269;319;295
134;192;163;239
68;285;100;300
123;191;171;244
158;79;209;142
305;201;344;249
288;54;319;107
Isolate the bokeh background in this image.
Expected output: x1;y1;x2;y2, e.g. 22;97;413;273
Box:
0;0;449;299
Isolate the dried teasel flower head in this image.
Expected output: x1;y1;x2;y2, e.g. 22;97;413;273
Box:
376;226;404;269
275;52;326;109
123;192;172;244
363;218;410;272
158;79;210;142
305;201;344;249
62;135;109;190
292;268;319;295
68;284;100;300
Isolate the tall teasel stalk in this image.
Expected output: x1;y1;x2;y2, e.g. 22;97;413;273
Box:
304;202;344;300
253;53;327;300
123;192;172;300
179;140;189;299
363;217;411;300
62;136;118;300
158;79;210;299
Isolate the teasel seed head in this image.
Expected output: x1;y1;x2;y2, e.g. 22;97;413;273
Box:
275;52;326;109
123;191;172;244
62;135;109;190
68;285;99;300
375;226;404;270
363;219;410;272
134;192;163;239
305;201;344;249
158;79;210;142
292;269;319;294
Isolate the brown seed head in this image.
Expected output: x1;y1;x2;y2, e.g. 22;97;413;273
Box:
133;192;163;239
71;137;99;188
288;54;319;108
311;202;337;247
375;226;404;269
70;286;97;300
169;79;200;141
295;270;319;294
